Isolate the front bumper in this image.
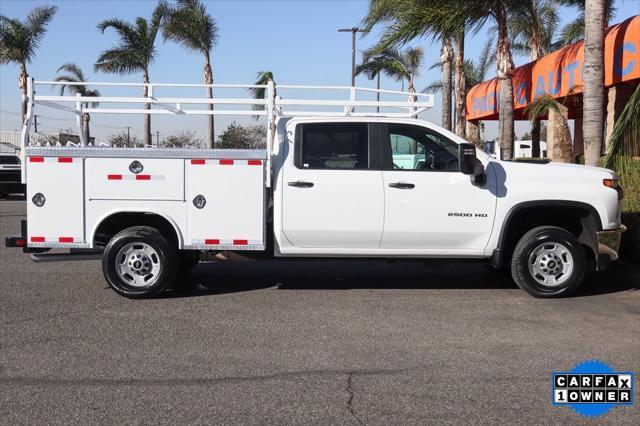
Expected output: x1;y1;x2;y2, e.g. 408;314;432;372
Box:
597;225;626;270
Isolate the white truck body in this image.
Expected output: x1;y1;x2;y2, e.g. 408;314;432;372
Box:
7;78;625;298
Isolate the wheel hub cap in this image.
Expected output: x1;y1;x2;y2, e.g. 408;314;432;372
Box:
528;242;574;287
116;243;162;288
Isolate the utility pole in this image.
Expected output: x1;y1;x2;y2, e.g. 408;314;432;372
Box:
156;131;160;147
126;126;131;145
33;115;38;133
338;27;364;87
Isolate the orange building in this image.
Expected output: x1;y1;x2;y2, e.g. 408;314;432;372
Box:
465;15;640;155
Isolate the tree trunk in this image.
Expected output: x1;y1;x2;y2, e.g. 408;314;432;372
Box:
529;4;544;160
531;120;541;157
549;103;573;163
407;81;417;103
19;63;28;125
496;13;516;160
466;121;481;145
583;0;606;166
440;37;454;131
376;72;380;114
454;33;466;138
142;72;151;147
204;55;214;149
83;113;91;145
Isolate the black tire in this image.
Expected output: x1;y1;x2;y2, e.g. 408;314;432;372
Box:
511;226;586;298
102;226;178;299
178;250;201;274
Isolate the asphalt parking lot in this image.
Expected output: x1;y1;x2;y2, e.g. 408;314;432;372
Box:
1;198;638;425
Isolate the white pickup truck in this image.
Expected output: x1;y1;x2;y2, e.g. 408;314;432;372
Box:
5;79;625;299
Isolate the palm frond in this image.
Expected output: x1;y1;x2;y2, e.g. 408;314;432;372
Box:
0;5;56;64
163;0;218;55
94;47;143;74
423;81;443;93
25;5;57;48
97;18;136;43
557;16;584;46
248;71;275;115
524;94;559;123
603;83;640;173
56;62;85;81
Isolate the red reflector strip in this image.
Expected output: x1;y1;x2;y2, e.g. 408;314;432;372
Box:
204;239;220;245
233;239;248;245
248;160;262;165
191;159;206;165
31;236;45;242
29;157;44;163
136;174;151;180
58;157;73;163
219;159;234;165
58;237;74;243
108;174;123;180
16;239;26;247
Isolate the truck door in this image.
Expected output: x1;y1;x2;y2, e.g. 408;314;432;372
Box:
281;122;384;248
379;123;496;251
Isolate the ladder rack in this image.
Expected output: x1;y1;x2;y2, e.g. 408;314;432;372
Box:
20;78;434;186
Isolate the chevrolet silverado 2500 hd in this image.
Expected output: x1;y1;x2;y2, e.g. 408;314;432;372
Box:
4;79;625;298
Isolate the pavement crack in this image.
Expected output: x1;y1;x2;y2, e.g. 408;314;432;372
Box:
346;372;364;425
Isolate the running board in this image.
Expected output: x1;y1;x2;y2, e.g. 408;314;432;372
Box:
30;249;103;263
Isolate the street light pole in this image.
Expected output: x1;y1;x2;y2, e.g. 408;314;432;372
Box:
338;27;364;87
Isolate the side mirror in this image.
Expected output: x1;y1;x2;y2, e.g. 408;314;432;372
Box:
458;143;477;175
458;143;486;186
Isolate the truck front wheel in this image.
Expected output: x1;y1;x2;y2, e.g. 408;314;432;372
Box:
102;226;178;298
510;226;586;298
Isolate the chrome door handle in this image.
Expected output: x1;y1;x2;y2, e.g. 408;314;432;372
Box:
288;181;314;188
388;182;415;189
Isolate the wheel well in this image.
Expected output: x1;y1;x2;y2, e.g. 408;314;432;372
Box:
93;212;180;248
497;203;599;267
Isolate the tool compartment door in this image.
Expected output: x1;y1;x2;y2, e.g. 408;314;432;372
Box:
186;158;265;248
85;158;184;201
26;156;85;245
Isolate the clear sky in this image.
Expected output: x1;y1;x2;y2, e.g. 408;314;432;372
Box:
1;0;639;144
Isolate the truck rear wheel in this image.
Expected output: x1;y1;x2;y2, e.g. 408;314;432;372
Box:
510;226;585;298
102;226;178;298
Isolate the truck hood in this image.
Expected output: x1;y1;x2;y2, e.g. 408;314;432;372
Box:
491;159;617;179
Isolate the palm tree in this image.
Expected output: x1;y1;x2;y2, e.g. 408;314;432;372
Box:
248;71;275;118
355;53;384;113
507;0;559;157
439;37;454;131
0;5;57;124
582;0;606;166
95;6;164;146
357;46;424;102
603;84;639;173
362;0;462;132
53;63;101;144
425;37;494;143
364;1;528;147
556;0;615;46
161;0;219;148
452;31;466;137
525;95;573;162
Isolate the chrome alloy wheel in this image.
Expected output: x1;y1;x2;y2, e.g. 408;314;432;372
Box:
115;242;162;287
528;242;574;287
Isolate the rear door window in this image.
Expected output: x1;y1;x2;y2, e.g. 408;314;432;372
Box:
297;123;370;170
